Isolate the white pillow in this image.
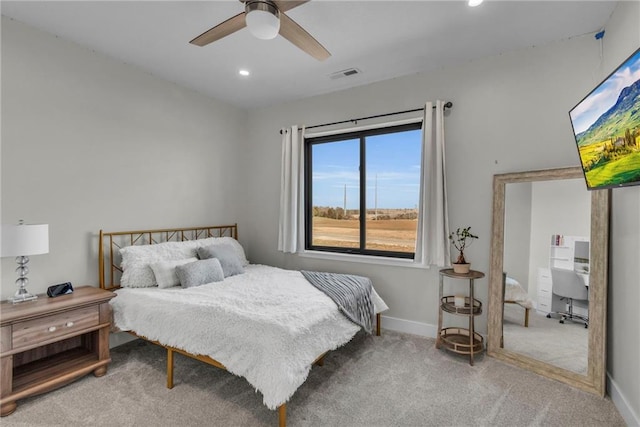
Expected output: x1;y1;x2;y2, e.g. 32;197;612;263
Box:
150;257;198;288
119;236;248;288
120;241;199;288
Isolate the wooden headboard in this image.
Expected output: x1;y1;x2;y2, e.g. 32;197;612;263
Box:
98;224;238;291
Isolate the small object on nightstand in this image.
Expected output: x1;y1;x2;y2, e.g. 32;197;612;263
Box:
47;282;73;297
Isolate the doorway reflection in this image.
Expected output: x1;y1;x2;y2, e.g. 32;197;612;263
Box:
502;178;590;374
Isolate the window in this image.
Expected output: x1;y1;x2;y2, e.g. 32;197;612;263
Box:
304;122;422;258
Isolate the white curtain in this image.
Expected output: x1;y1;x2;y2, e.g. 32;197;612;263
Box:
415;101;451;267
278;125;305;253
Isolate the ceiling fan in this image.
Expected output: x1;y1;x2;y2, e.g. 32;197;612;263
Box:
190;0;330;61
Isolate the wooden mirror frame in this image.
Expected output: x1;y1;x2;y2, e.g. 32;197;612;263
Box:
487;166;610;396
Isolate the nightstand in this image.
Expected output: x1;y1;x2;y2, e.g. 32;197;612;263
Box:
0;286;115;416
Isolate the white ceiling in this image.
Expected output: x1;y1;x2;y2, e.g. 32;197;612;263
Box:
1;1;617;110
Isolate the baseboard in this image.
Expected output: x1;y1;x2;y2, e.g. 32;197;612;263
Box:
608;373;640;427
380;315;438;338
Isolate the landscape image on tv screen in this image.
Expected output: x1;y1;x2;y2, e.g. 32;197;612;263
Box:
569;47;640;190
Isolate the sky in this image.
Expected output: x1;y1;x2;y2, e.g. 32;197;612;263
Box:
570;48;640;135
311;129;422;210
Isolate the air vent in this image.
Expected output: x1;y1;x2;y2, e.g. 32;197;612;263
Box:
329;68;362;80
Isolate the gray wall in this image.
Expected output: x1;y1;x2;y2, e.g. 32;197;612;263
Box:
504;182;532;291
241;33;604;334
527;179;590;299
601;1;640;423
504;179;590;302
1;1;638;423
240;2;639;421
1;17;247;299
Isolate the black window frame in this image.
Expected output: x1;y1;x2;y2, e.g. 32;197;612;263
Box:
304;122;422;259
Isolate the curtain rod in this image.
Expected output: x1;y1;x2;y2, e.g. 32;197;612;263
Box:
280;101;452;134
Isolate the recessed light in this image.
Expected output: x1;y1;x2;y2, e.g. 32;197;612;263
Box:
468;0;483;6
239;69;250;77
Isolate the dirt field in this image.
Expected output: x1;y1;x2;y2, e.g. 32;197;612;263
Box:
312;217;417;252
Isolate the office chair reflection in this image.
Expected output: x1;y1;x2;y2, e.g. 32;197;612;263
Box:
547;267;589;328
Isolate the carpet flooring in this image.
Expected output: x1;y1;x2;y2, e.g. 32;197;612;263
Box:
502;304;588;374
3;330;624;426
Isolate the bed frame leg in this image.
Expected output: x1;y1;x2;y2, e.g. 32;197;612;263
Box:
376;313;381;336
278;404;286;427
524;308;530;328
167;348;174;389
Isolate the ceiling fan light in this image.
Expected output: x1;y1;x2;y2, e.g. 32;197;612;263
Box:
245;1;280;40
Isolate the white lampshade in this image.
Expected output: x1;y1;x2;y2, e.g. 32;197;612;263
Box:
245;2;280;40
1;223;49;257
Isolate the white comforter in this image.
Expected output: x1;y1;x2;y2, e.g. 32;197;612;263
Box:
111;264;388;409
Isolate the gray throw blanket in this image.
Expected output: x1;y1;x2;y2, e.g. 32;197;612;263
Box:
301;270;375;334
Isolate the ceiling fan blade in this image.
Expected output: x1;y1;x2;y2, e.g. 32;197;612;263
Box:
190;12;246;47
279;13;330;61
273;1;310;13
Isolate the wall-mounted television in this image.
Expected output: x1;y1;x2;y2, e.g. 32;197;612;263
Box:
569;46;640;190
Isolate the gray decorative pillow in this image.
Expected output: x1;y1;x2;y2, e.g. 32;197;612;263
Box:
150;257;198;288
175;258;224;288
194;237;249;266
197;243;245;277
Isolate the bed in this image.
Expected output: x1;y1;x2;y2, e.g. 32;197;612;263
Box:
98;224;388;427
502;273;533;327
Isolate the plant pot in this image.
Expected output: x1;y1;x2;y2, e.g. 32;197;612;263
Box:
452;263;471;274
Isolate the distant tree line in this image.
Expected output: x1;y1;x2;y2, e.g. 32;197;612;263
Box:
373;211;418;220
313;206;418;220
313;206;349;219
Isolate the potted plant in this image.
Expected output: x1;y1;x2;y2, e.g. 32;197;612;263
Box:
449;226;478;274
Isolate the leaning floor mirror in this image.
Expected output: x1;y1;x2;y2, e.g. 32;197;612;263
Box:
487;167;609;396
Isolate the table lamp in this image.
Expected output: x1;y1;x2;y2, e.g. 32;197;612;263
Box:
1;221;49;303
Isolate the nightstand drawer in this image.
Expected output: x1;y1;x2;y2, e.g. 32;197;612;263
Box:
537;300;552;313
537;294;551;307
12;306;99;349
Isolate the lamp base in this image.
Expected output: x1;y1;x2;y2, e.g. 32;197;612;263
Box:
8;292;38;304
9;256;39;303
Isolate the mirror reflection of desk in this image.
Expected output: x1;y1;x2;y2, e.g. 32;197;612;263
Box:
573;239;590;289
537;237;590;316
573;272;589;317
537;267;589;317
577;272;589;288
